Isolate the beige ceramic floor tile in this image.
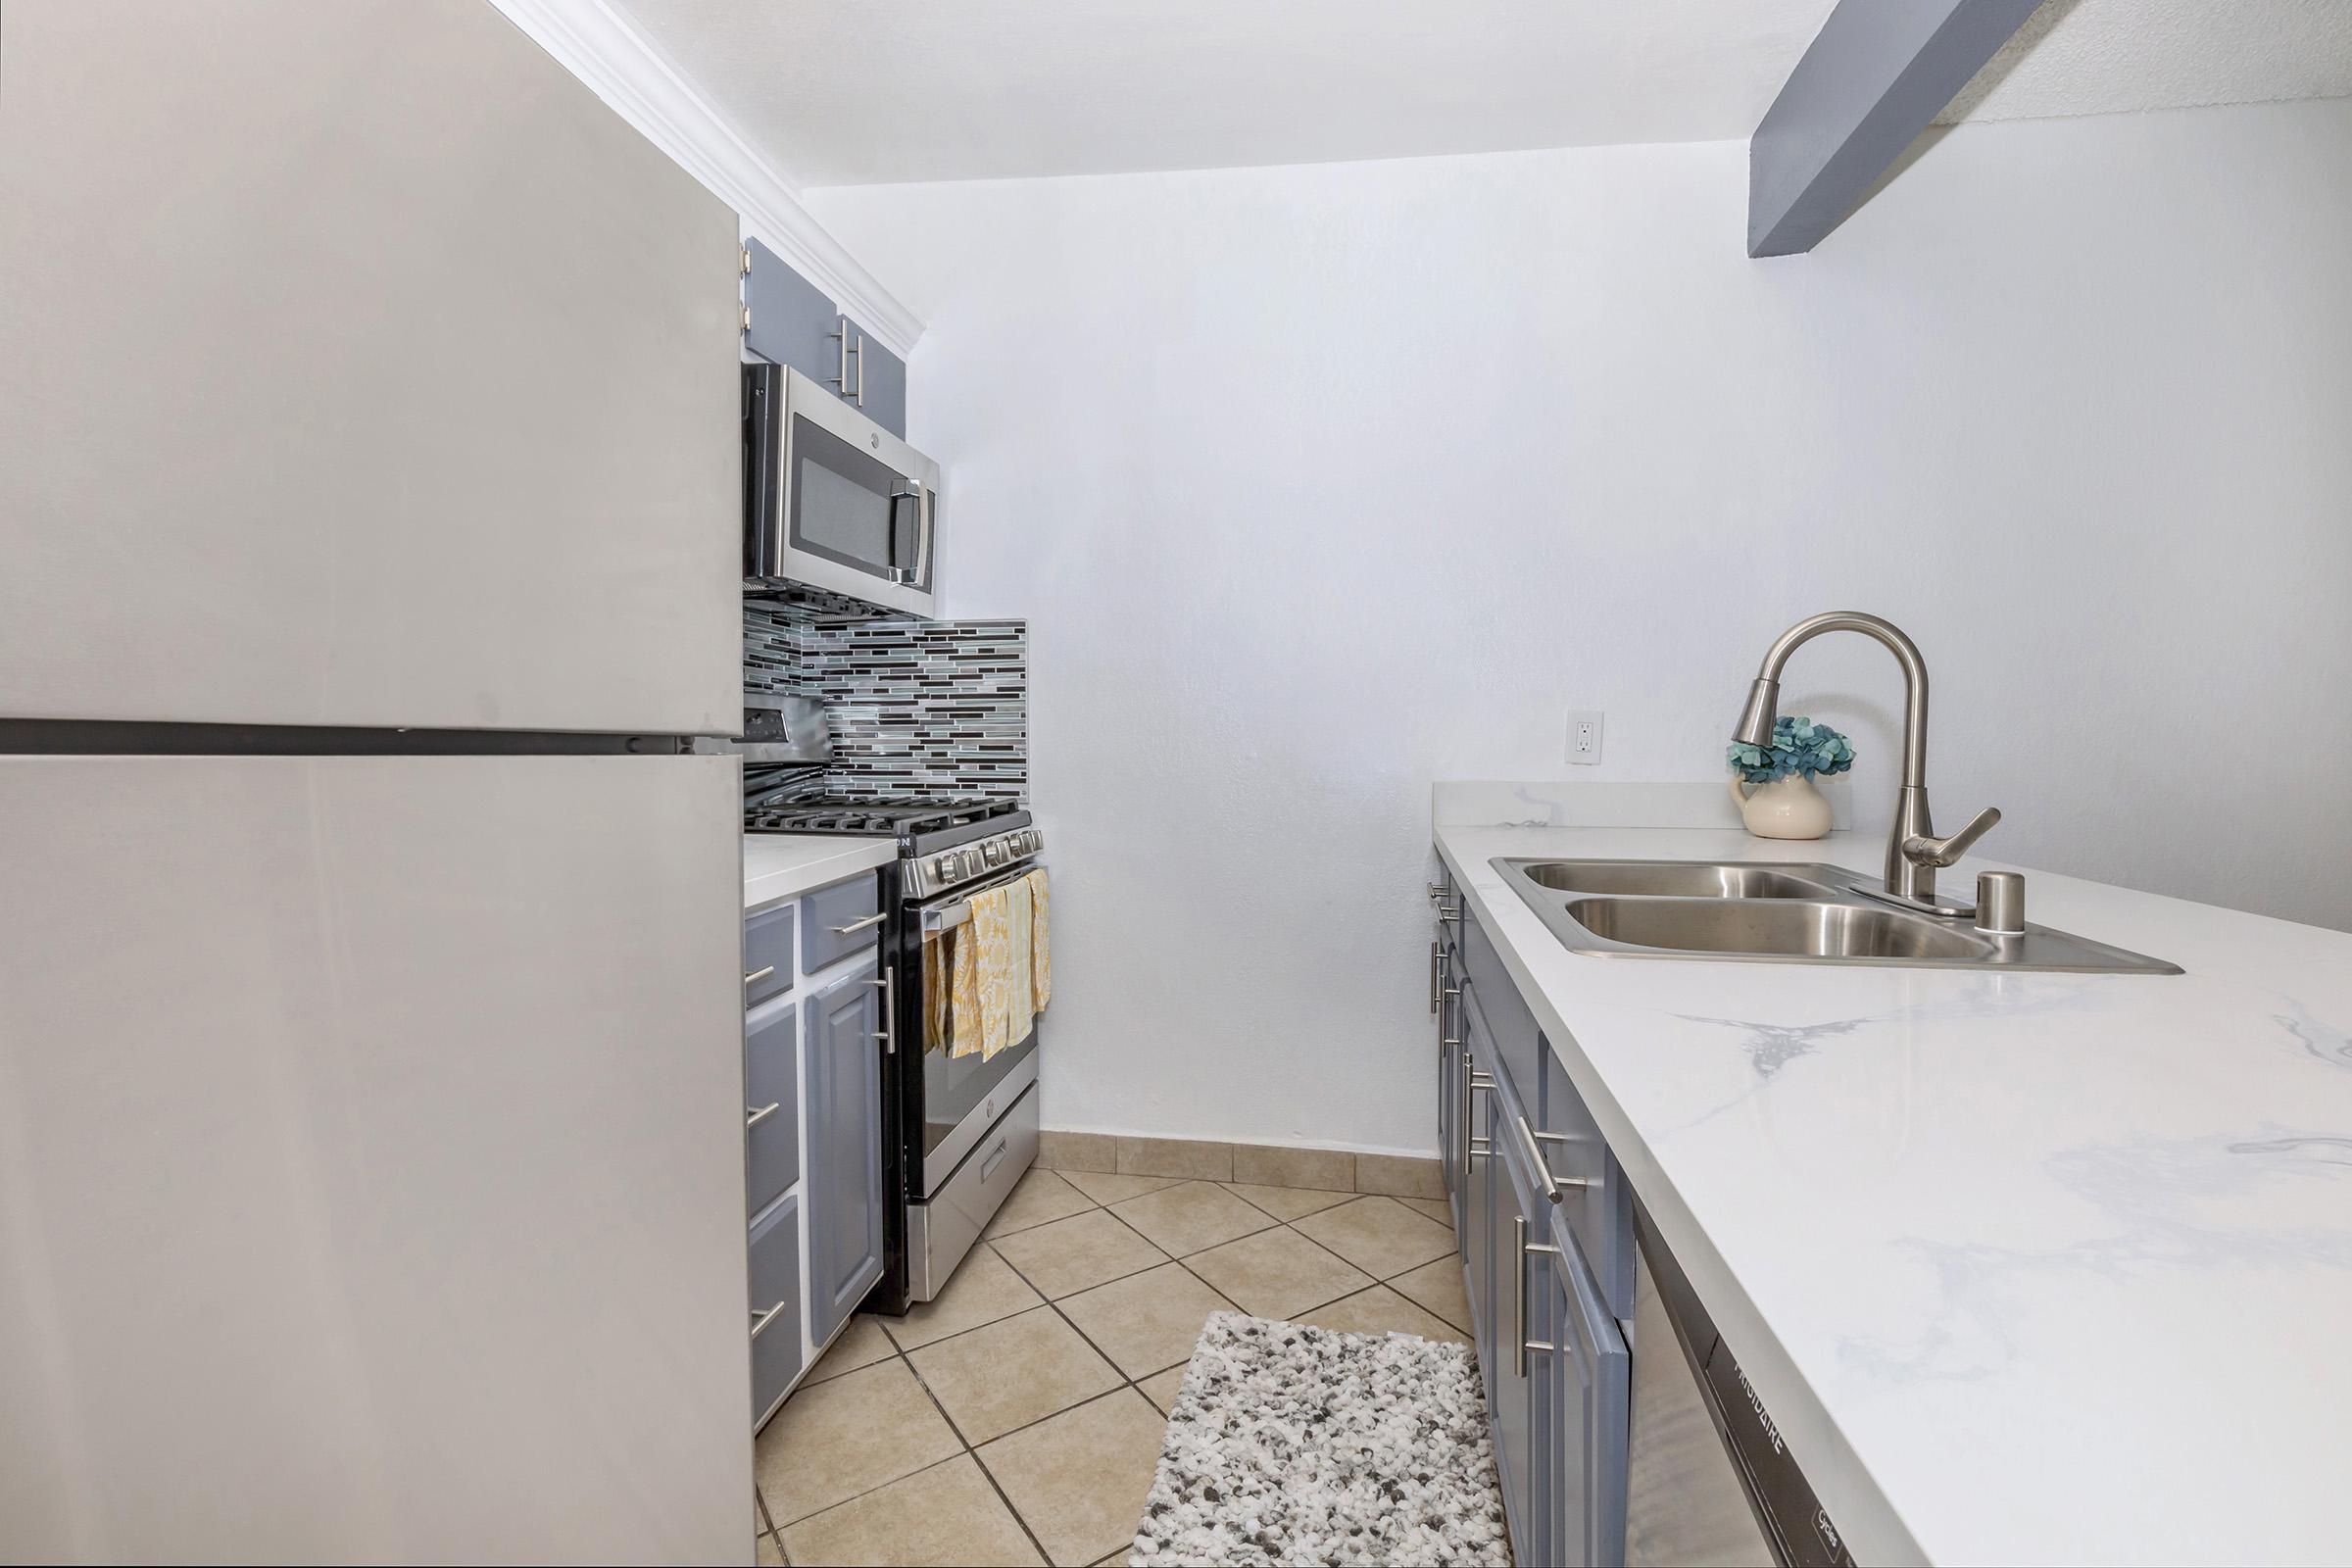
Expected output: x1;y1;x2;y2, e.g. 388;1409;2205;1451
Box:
1293;1196;1456;1279
1387;1255;1472;1333
803;1313;898;1386
1220;1182;1357;1223
1180;1227;1374;1321
991;1209;1169;1299
883;1245;1046;1350
1056;1262;1235;1379
984;1168;1099;1239
906;1305;1123;1444
779;1455;1045;1567
1396;1196;1455;1226
1107;1181;1275;1257
755;1528;785;1566
1135;1366;1190;1414
977;1389;1168;1567
755;1358;963;1525
1060;1170;1181;1205
1295;1284;1469;1346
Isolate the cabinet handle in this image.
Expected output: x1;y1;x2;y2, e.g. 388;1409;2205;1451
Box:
873;963;896;1054
830;911;886;935
751;1299;787;1340
851;332;865;406
1436;903;1461;923
1511;1112;1566;1206
1524;1125;1601;1195
746;1102;781;1130
1462;1064;1495;1177
829;317;853;393
1512;1214;1564;1378
1429;941;1441;1014
744;964;776;987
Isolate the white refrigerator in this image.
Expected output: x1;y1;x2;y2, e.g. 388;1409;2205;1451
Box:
1;1;754;1560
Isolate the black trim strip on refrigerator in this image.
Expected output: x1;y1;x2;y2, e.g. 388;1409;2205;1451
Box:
0;719;694;757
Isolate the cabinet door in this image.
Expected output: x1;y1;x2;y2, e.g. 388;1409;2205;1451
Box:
1462;997;1498;1370
842;315;908;438
1489;1069;1547;1564
1540;1222;1631;1568
745;237;852;391
803;962;886;1345
0;0;740;733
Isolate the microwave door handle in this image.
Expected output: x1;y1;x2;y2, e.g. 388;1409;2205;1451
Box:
887;484;921;585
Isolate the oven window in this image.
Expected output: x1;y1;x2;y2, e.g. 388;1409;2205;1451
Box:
920;924;1036;1158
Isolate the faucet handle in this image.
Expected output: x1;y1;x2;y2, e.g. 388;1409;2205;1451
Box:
1903;806;2002;869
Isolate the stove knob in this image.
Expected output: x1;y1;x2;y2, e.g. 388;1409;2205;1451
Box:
931;852;956;882
982;841;1004;867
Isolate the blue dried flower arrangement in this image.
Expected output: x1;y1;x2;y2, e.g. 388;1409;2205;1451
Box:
1727;715;1855;783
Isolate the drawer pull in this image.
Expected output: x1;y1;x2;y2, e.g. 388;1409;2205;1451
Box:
750;1299;787;1340
830;911;886;935
744;964;776;987
980;1138;1009;1183
746;1102;781;1130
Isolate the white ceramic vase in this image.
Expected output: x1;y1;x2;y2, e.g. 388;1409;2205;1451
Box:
1729;773;1833;840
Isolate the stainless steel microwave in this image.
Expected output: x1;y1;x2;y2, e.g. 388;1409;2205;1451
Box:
745;362;941;617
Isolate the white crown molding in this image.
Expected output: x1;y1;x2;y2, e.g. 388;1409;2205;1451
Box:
490;0;925;358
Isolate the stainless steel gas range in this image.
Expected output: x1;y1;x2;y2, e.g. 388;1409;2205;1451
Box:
746;782;1043;1311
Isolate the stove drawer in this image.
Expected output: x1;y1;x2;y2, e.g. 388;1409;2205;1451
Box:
802;874;883;972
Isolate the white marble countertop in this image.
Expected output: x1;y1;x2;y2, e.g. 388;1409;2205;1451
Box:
1434;814;2352;1566
742;833;896;912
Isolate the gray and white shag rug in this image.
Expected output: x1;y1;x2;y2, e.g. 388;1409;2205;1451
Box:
1130;1311;1508;1567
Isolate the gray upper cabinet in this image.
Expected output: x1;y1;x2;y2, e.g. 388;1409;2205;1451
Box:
0;0;742;733
743;240;908;439
802;960;886;1346
743;237;850;395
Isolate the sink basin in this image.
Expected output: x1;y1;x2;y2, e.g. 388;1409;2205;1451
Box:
1517;859;1838;900
1565;896;1995;961
1492;857;2180;974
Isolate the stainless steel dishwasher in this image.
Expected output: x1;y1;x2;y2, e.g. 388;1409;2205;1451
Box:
1628;1205;1857;1568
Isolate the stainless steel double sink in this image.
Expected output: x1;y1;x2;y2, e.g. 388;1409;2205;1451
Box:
1495;858;2180;973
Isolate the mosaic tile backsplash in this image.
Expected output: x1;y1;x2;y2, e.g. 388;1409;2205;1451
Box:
744;603;1026;801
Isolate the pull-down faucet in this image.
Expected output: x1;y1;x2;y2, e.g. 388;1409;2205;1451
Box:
1732;612;2000;908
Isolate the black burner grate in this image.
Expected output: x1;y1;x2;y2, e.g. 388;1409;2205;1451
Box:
745;794;1017;839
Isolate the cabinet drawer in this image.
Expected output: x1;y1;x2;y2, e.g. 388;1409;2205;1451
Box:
749;1195;804;1426
746;993;800;1217
1462;902;1542;1107
1541;1052;1635;1322
801;875;884;972
744;903;795;1007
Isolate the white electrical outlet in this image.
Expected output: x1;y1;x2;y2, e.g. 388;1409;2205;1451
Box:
1567;710;1604;765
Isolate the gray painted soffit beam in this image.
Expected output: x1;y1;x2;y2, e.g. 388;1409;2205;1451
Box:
1749;0;2045;258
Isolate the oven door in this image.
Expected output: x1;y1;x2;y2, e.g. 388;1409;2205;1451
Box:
913;863;1045;1196
748;363;939;617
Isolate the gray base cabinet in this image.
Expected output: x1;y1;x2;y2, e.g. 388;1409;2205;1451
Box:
803;960;887;1348
743;870;889;1426
1435;872;1630;1567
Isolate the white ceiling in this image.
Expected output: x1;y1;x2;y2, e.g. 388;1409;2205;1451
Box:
612;0;2352;187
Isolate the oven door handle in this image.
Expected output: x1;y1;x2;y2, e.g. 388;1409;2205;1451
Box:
920;862;1043;933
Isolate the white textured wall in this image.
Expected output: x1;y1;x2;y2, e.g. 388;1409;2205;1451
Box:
808;99;2352;1154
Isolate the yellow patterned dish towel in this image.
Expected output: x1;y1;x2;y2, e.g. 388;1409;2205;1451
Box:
1023;869;1051;1010
966;883;1015;1060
